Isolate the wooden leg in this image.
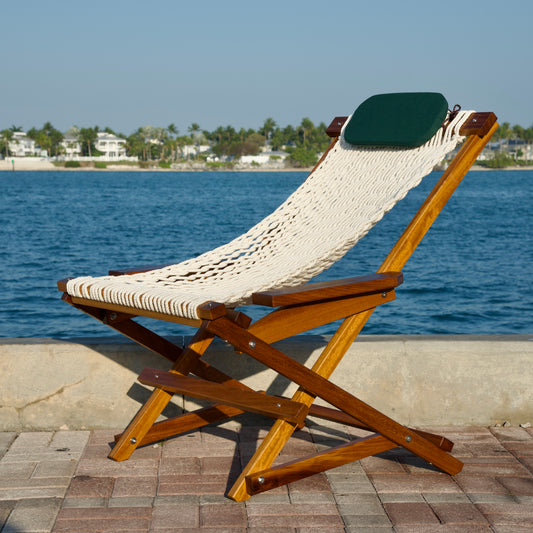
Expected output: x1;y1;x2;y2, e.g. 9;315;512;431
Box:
227;311;370;501
109;327;214;461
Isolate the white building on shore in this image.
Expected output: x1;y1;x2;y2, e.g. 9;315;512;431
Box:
239;150;289;166
8;132;36;157
94;132;127;159
60;136;82;159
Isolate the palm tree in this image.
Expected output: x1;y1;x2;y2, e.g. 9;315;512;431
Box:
79;127;98;157
188;123;201;140
261;117;277;144
166;124;179;161
167;123;178;138
187;123;202;159
1;129;13;158
298;117;314;146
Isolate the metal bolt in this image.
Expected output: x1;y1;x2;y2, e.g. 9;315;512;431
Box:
248;340;256;349
381;292;387;298
405;435;412;443
154;374;159;379
257;476;265;485
130;437;137;444
276;403;281;408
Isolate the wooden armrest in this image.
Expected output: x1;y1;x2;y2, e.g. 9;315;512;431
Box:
252;272;403;307
108;263;172;276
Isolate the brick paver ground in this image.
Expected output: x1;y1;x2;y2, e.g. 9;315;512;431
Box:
0;423;532;532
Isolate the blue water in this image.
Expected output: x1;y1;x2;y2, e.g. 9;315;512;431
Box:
1;170;531;338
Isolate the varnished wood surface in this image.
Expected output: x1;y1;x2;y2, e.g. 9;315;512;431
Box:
123;404;246;447
249;288;396;344
247;434;396;494
252;272;402;307
326;116;348;137
139;368;308;424
108;264;172;276
459;112;497;137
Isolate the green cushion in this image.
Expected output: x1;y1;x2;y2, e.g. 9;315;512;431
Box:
343;92;449;147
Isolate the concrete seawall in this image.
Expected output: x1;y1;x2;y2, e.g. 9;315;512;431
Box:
1;335;531;431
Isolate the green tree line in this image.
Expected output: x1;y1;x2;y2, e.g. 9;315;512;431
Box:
0;117;332;167
2;119;532;168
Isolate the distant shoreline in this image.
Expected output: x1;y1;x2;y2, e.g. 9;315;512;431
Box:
0;159;532;172
0;159;311;172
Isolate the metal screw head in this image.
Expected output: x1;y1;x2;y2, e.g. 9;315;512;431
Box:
381;292;387;298
248;340;256;349
257;476;265;485
405;435;412;443
130;437;137;444
276;403;281;408
154;374;159;379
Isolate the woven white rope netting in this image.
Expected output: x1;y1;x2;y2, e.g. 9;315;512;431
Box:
66;110;471;319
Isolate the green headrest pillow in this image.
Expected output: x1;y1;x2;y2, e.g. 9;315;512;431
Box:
343;92;449;148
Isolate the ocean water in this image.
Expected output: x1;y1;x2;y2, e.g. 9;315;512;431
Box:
0;169;531;339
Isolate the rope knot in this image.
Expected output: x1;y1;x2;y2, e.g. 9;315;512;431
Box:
442;104;462;130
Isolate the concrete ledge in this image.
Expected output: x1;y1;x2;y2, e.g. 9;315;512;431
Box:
1;335;531;431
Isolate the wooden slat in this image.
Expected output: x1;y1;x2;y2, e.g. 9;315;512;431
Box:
138;368;309;424
246;434;395;494
116;357;258;446
68;295;202;327
249;288;396;344
307;404;454;451
124;404;247;447
109;264;172;276
252;272;402;307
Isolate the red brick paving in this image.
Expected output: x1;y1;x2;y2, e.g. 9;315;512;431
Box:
1;425;532;531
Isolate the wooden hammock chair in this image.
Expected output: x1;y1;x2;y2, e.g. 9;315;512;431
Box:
58;92;497;500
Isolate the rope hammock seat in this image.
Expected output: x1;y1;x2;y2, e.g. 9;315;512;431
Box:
65;105;472;321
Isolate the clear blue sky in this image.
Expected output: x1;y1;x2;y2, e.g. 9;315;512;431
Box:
2;0;532;135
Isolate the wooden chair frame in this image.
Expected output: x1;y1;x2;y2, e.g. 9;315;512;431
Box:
58;110;497;501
